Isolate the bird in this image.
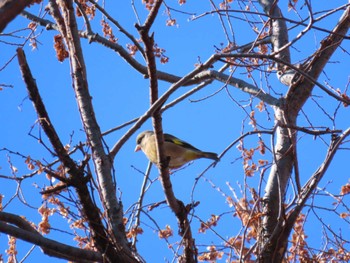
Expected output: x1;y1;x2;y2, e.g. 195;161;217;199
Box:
277;68;297;86
276;64;301;86
135;130;219;169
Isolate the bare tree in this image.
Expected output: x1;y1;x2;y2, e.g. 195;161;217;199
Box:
1;0;350;262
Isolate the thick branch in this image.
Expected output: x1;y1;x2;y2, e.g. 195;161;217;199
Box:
0;0;32;33
256;2;294;262
21;10;58;30
136;24;184;213
279;128;350;259
54;1;139;262
136;1;197;260
17;48;80;177
16;39;134;263
259;3;350;263
258;0;291;68
47;0;67;38
286;3;350;115
142;0;163;31
17;46;111;260
0;212;102;262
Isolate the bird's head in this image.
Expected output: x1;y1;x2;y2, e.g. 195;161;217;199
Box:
135;130;154;152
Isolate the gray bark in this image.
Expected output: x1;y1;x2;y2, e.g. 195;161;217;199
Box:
259;1;350;262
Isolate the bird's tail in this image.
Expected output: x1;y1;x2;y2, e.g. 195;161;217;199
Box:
201;151;219;161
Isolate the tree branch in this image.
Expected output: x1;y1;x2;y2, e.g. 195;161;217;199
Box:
258;2;350;263
0;0;32;33
286;3;350;115
54;0;139;261
47;0;67;38
0;212;102;262
109;53;218;159
16;38;135;263
255;2;295;261
279;127;350;258
194;70;281;107
24;9;348;112
258;0;291;68
17;48;79;178
136;1;197;260
87;0;145;57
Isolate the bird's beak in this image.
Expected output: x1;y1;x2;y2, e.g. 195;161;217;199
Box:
134;145;141;152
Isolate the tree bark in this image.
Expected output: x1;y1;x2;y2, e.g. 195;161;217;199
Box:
259;1;350;262
57;0;130;253
0;0;32;32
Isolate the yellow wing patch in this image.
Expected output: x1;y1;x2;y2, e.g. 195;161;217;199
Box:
172;138;184;146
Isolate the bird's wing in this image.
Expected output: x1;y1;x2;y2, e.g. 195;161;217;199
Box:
164;133;201;152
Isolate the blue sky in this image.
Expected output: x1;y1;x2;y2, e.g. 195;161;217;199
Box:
1;1;350;262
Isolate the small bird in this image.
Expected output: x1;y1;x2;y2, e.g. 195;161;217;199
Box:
276;64;301;86
277;69;296;86
135;130;219;169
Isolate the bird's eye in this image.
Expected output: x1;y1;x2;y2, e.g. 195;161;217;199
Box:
137;137;142;144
